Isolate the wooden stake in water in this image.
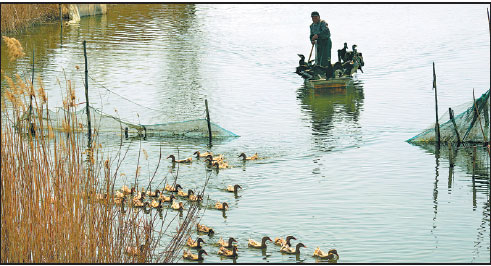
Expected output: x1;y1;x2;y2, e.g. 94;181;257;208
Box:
28;49;35;136
83;40;92;148
433;62;440;145
448;107;461;145
59;4;63;27
205;99;212;146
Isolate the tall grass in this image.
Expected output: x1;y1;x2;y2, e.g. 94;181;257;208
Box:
1;38;203;263
1;4;67;34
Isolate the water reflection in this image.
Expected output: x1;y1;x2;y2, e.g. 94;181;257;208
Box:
411;142;490;259
297;82;364;152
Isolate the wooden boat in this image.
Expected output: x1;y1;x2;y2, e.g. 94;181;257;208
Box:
296;43;364;90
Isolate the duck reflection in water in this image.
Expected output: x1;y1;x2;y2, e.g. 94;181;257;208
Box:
297;82;364;151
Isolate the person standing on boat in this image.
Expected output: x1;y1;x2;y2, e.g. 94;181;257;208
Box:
309;11;332;67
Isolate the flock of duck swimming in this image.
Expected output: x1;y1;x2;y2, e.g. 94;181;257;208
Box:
182;233;339;262
105;151;338;263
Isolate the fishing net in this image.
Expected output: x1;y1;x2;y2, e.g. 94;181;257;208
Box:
407;90;490;144
21;105;238;139
6;71;238;140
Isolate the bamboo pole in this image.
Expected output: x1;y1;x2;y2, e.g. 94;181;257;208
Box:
83;40;92;148
433;62;440;145
205;99;212;146
448;107;461;145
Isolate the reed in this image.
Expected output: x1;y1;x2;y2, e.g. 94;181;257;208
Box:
1;4;67;34
1;38;204;263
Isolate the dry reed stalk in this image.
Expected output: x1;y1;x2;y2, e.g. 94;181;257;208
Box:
1;60;206;263
1;37;207;262
1;4;68;33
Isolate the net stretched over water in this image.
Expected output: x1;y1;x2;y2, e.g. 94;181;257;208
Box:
23;105;238;139
407;90;490;144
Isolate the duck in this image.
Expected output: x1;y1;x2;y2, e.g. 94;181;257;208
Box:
133;190;145;201
170;200;184;211
133;199;149;208
238;152;258;160
95;193;107;202
197;223;215;235
274;236;297;246
121;185;135;195
188;194;203;202
125;237;150;257
214;201;229;211
205;154;224;162
186;237;206;249
313;248;339;261
280;243;306;254
149;198;163;209
218;245;238;258
226;184;242;193
182;249;208;261
178;189;194;198
248;236;272;249
145;189;160;197
164;183;182;192
274;235;297;247
114;196;126;205
194;151;213;158
205;158;229;169
217;237;237;248
167;154;192;163
158;193;176;203
114;190;125;199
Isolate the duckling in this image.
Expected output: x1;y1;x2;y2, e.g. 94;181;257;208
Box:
145;189;160;197
280;242;306;254
183;249;208;261
217;237;237;248
197;223;215;235
313;248;339;261
186;237;206;249
248;236;272;249
274;235;296;247
167;154;192;163
188;194;203;202
178;189;194;198
214;201;229;211
170;200;184;211
164;183;182;192
238;152;259;160
158;193;176;203
226;184;242;193
194;151;213;158
218;245;238;258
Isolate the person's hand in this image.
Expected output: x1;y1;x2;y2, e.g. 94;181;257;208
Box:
312;34;319;41
311;40;315;45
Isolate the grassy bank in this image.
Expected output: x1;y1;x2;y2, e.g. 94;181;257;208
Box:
1;37;200;263
1;4;67;34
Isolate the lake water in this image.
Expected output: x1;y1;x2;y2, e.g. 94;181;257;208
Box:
1;4;490;263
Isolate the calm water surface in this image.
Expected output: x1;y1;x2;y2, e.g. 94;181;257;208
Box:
1;4;490;263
